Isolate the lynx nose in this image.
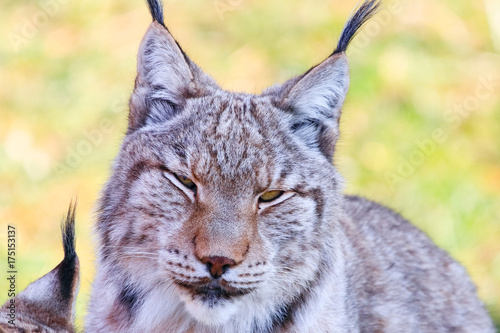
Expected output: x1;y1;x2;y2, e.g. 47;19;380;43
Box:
201;256;236;279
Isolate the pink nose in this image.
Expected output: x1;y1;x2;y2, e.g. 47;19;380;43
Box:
201;256;236;279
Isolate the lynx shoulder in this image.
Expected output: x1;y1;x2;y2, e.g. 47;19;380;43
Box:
0;203;79;333
86;0;494;332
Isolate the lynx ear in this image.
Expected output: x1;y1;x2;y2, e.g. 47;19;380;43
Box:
1;203;79;330
268;0;380;159
128;0;219;132
279;54;349;159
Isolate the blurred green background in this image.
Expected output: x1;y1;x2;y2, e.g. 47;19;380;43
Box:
1;0;499;328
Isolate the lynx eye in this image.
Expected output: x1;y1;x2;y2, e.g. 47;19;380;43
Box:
259;190;284;203
174;173;197;191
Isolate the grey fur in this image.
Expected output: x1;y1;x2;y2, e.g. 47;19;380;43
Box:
86;0;495;332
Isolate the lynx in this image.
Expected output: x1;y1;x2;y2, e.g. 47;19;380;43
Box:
86;0;494;332
0;203;79;333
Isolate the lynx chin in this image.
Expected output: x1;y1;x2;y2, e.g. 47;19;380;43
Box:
86;0;495;332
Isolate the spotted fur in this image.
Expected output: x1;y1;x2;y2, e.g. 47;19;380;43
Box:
0;202;79;333
86;0;494;332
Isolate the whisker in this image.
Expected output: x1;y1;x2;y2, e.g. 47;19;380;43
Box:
116;254;159;261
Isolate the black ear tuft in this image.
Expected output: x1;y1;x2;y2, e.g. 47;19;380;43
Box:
146;0;165;27
62;199;77;263
59;199;78;302
333;0;380;54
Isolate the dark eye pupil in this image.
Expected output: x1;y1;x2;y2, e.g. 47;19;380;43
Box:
174;173;197;191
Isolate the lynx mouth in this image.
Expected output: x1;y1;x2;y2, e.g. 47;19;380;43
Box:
176;279;254;305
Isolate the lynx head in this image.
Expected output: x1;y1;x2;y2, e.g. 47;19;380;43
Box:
0;203;79;333
96;0;379;329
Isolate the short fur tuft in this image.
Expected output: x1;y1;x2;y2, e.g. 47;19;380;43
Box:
146;0;165;27
59;199;78;303
333;0;380;54
62;200;77;262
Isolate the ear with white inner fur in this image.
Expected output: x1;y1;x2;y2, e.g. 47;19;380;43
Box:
277;53;349;159
268;0;380;159
128;21;219;132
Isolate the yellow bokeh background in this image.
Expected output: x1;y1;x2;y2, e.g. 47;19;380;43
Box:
0;0;499;328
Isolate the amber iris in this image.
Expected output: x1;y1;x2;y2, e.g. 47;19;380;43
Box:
174;173;197;191
259;190;283;202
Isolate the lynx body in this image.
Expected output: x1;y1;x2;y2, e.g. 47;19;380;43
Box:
86;1;494;332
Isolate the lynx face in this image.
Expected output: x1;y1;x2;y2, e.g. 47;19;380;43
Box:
101;90;345;326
